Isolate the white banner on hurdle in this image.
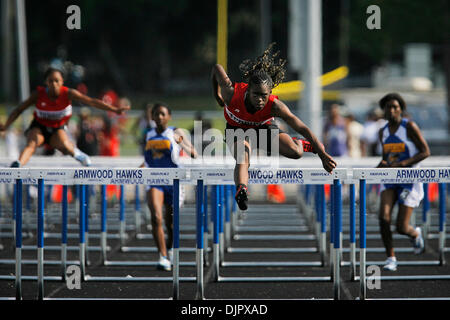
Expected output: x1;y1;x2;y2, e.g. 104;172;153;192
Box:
0;168;187;185
191;168;348;185
353;167;450;184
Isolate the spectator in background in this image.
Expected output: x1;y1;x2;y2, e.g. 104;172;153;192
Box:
76;107;99;156
344;112;364;158
76;82;88;96
361;108;386;156
99;96;130;157
99;112;121;200
99;114;120;157
100;87;119;108
116;97;130;130
323;104;348;157
189;111;212;154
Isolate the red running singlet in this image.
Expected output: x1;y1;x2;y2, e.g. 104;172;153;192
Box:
224;82;277;129
34;86;72;128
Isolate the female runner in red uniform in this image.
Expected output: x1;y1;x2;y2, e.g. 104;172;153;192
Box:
211;43;337;210
0;68;129;167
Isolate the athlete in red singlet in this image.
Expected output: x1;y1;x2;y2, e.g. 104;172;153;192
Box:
0;68;130;167
211;43;336;210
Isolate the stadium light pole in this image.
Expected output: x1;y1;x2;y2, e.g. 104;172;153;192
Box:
217;0;228;72
15;0;30;130
288;0;306;78
2;0;13;101
301;0;323;140
260;0;271;52
15;0;30;101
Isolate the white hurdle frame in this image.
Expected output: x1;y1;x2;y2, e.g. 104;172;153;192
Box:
1;163;449;300
0;167;190;300
353;167;450;300
191;167;348;300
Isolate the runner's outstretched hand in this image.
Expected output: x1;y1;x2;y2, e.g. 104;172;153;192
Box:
116;104;131;115
318;151;337;173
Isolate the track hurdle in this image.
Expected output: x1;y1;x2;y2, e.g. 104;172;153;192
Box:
191;167;347;300
0;167;190;300
78;168;196;291
354;167;450;300
224;184;318;257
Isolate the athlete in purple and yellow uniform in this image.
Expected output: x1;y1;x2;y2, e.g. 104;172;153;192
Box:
140;103;197;271
376;93;430;271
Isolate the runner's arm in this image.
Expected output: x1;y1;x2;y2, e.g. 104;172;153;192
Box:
211;64;234;107
68;89;130;115
174;128;198;159
376;128;389;168
272;99;337;173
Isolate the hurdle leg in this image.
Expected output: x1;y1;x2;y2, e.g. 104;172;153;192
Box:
224;185;231;252
101;185;107;264
120;185;126;248
203;185;209;266
349;184;356;281
320;185;327;267
79;185;86;281
231;185;237;238
25;184;32;237
219;186;225;266
333;179;342;300
61;185;68;281
213;185;220;282
314;185;321;249
195;179;205;300
422;183;429;243
15;179;23;300
12;182;16;245
439;183;446;265
85;185;90;266
359;179;367;300
37;178;45;300
135;185;141;236
330;184;334;281
173;179;180;300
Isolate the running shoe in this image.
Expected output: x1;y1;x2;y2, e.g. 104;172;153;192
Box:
157;255;172;271
292;137;315;153
10;160;20;168
383;256;398;271
235;184;248;211
74;149;92;167
413;227;425;254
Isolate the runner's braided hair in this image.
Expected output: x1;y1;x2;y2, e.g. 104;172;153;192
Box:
239;42;286;89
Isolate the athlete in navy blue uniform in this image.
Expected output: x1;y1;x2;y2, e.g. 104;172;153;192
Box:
376;93;430;271
140;103;197;271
